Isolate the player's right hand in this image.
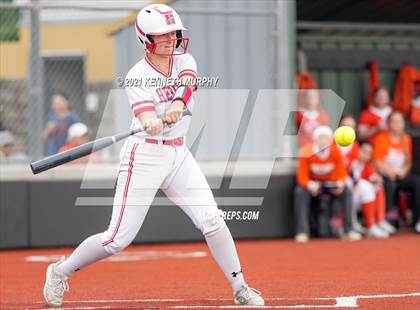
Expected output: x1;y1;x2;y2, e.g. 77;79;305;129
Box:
144;118;164;136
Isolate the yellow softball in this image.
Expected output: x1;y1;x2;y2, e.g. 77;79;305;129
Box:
334;126;356;146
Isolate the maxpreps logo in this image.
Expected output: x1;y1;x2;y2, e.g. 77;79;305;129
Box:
77;89;347;209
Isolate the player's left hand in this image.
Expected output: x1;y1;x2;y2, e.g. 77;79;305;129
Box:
165;101;184;126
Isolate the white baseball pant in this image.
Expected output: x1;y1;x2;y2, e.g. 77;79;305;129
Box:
101;137;226;254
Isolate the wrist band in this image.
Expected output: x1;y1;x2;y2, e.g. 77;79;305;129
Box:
172;85;192;106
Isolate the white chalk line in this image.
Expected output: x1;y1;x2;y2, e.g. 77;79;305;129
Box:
31;292;420;309
171;292;420;308
36;307;113;310
25;251;208;263
34;298;185;304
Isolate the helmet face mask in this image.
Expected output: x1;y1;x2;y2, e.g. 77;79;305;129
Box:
135;4;189;56
146;37;189;56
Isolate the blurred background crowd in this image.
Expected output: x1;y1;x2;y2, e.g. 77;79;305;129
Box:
293;86;420;242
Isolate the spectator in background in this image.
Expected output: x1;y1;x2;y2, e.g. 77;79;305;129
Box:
0;130;27;163
358;87;392;142
410;81;420;127
59;122;99;164
337;116;360;172
42;93;80;156
294;126;361;242
337;116;363;233
337;116;393;237
351;143;393;238
372;111;420;233
296;89;329;147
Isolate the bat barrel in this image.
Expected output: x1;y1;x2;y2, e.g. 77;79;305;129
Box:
30;137;113;174
30;145;95;174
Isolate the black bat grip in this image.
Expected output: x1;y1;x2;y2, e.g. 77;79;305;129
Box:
30;137;114;174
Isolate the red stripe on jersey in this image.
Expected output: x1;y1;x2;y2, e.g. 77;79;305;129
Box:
178;69;197;77
179;72;197;79
133;105;155;117
183;87;192;106
168;55;173;77
131;100;153;108
145;55;173;77
102;143;138;247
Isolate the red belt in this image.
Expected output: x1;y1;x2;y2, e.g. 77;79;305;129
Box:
145;137;184;146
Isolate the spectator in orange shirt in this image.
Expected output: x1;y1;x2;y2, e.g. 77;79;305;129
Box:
372;111;420;233
294;126;361;242
337;116;392;237
296;89;329;147
59;123;99;164
358;87;392;142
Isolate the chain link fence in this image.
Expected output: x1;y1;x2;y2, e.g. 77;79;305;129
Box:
0;0;125;162
0;0;28;160
1;0;295;164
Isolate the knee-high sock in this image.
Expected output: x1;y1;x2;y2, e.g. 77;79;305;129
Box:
57;233;110;277
362;201;376;229
205;225;246;292
376;187;386;222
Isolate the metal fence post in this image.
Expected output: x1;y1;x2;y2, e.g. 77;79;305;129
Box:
27;0;44;159
275;0;297;158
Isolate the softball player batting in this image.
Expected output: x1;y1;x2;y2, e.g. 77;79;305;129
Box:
43;4;264;307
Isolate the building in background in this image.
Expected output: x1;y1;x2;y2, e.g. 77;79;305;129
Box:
0;0;153;156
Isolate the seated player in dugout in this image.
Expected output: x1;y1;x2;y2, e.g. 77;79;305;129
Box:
351;142;394;238
337;116;394;238
372;110;420;233
294;126;362;243
42;4;264;308
358;87;392;142
296;89;329;148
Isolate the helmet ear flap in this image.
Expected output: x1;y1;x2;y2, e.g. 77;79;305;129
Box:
176;30;182;48
146;34;154;43
146;34;155;52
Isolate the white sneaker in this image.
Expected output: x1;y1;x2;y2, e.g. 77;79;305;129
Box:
294;233;309;243
367;225;389;239
43;256;69;307
342;230;362;241
377;221;396;235
353;222;367;235
415;220;420;234
234;285;264;306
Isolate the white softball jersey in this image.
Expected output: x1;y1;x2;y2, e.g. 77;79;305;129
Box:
125;53;197;140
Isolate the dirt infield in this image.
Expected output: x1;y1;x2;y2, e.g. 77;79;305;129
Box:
1;232;419;309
